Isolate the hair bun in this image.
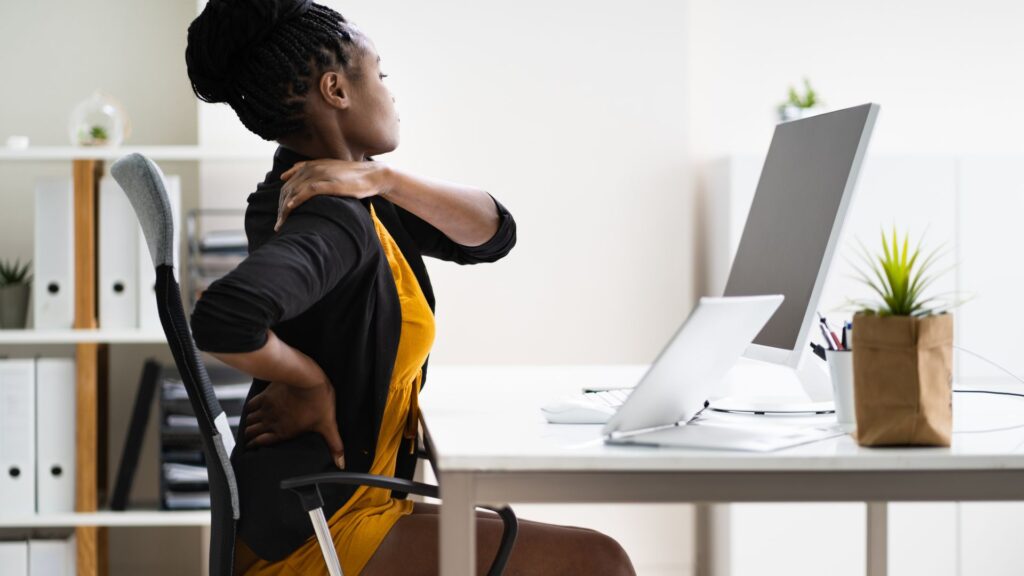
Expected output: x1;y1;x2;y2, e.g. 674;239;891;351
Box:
186;0;314;103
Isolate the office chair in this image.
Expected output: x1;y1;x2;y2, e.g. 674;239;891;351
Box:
111;153;518;576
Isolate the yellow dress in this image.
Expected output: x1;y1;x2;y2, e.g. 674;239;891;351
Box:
241;203;436;576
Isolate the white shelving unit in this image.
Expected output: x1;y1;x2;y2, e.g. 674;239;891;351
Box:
0;145;271;161
0;329;165;345
0;144;260;575
0;510;211;528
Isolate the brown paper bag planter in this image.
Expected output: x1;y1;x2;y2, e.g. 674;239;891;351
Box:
851;313;954;447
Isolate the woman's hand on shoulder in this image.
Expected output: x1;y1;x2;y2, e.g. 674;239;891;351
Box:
243;378;347;469
276;159;396;231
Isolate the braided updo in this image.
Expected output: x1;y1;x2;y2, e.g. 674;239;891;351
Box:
185;0;361;141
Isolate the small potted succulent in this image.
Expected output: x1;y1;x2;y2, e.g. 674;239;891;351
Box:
848;229;957;447
777;78;824;122
0;258;32;329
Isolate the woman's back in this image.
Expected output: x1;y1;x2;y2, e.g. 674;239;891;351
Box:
193;146;428;559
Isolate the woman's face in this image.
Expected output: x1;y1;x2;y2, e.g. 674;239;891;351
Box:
340;37;399;156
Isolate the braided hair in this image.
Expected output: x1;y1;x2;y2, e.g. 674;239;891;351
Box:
186;0;361;141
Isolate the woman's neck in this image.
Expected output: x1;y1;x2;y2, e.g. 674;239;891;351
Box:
278;131;365;162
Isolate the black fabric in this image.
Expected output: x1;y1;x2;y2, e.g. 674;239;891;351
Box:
189;145;517;561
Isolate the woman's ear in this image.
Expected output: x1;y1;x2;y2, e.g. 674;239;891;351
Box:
318;71;351;111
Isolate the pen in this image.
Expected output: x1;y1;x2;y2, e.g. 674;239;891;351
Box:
818;312;842;350
845;321;853;350
818;321;836;351
841;323;848;350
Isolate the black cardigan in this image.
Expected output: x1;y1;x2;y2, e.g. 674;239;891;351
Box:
190;145;517;560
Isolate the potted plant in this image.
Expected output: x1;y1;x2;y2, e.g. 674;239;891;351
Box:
0;258;31;329
68;91;129;147
777;78;824;122
849;229;955;447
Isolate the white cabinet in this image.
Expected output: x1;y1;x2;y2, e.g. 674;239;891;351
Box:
702;154;1024;576
957;158;1024;382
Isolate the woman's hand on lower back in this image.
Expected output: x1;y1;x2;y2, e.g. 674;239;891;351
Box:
275;159;395;231
243;379;347;469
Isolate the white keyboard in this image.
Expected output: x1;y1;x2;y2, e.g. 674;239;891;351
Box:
540;388;634;424
583;388;631;408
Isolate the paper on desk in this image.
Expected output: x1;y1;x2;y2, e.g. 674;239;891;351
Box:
636;409;846;452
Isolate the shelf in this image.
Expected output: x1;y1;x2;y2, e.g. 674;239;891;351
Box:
0;328;166;344
0;145;274;161
0;509;210;528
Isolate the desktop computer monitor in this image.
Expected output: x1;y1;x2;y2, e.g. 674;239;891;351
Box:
723;103;879;369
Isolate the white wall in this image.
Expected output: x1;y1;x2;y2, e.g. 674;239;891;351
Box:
686;0;1024;160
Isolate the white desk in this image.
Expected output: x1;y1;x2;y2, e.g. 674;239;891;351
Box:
420;365;1024;576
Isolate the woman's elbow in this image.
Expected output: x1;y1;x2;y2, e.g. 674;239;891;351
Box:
457;218;516;265
189;298;267;354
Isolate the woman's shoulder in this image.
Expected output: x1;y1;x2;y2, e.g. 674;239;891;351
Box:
248;184;376;241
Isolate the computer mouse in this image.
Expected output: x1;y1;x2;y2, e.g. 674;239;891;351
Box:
541;397;616;424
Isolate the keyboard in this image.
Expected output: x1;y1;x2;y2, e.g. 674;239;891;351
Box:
541;387;635;424
582;388;632;408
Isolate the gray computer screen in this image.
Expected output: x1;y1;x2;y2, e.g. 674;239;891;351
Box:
723;104;876;351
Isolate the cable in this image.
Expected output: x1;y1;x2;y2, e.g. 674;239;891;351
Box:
954;389;1024;400
949;345;1024;433
952;345;1024;399
954;344;1024;388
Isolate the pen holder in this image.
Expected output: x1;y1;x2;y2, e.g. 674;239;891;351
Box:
825;350;855;434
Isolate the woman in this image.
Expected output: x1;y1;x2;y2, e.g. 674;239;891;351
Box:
185;1;636;574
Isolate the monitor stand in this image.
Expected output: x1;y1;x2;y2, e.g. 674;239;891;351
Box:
708;348;834;415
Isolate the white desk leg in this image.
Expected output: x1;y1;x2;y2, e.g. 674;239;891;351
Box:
867;502;888;576
696;503;730;576
440;472;477;576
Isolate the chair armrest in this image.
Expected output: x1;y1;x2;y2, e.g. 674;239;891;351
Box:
282;469;518;576
281;471;439;500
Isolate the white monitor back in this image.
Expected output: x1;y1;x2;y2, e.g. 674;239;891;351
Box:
723;103;879;368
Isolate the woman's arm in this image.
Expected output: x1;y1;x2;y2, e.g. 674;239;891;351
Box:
380;167;499;247
211;329;326;389
191;196;368;468
212;332;345;468
191;196;366;351
274;161;495;240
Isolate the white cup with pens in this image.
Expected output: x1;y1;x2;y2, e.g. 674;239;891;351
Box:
819;315;856;434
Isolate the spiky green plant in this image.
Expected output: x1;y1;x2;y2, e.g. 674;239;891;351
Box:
850;229;954;317
0;258;32;287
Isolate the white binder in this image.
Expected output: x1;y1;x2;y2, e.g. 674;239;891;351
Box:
0;541;28;576
0;359;36;519
35;358;76;515
33;179;75;330
27;538;75;576
138;174;181;331
98;177;139;329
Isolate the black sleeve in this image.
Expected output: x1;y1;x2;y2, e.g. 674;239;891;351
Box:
393;192;517;265
190;197;368;353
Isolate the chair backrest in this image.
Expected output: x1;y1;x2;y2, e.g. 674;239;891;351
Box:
111;153;240;576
